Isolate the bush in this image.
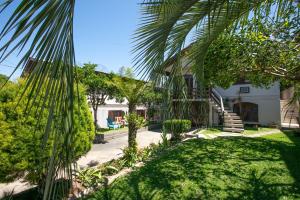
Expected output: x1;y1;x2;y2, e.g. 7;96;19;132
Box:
163;119;191;140
0;79;94;183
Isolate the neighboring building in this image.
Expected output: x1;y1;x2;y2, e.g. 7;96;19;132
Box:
164;51;284;132
91;97;147;128
214;81;281;126
176;73;281;132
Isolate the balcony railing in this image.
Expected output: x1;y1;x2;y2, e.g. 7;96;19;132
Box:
172;87;208;101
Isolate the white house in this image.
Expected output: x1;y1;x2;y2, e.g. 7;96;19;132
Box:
164;52;284;132
214;81;281;126
91;98;147;128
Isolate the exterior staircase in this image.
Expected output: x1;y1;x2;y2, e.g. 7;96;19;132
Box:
280;100;299;128
209;89;244;133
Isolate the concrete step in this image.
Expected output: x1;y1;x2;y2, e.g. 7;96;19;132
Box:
223;127;244;133
224;123;244;128
224;115;241;120
224;112;238;116
282;119;299;124
224;119;243;124
282;113;299;117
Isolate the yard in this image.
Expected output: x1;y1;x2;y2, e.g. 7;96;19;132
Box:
86;130;300;199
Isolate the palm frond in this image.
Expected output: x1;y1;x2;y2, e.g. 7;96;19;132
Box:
0;0;76;199
134;0;296;83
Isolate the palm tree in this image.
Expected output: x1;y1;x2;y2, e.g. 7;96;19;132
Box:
0;0;296;199
111;76;147;149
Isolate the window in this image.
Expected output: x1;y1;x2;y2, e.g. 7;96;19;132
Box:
240;87;250;93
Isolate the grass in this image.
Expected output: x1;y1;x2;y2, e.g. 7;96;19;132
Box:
97;127;128;134
86;131;300;200
200;127;222;134
243;126;281;135
200;126;280;135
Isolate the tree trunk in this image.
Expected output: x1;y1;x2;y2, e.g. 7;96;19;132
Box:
93;106;98;132
128;102;137;149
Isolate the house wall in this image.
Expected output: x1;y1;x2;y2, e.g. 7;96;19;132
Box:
90;98;147;128
215;82;281;126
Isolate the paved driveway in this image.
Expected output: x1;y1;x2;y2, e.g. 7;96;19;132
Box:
77;130;162;168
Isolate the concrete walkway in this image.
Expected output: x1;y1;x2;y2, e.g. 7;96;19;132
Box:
77;130;163;168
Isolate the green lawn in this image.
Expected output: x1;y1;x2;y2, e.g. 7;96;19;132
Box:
97;127;128;134
243;126;280;135
200;127;280;135
87;131;300;199
200;127;222;134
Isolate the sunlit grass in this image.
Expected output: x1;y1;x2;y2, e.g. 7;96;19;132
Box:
243;126;281;135
87;131;300;199
97;127;128;135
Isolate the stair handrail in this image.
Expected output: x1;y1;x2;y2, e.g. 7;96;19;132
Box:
211;88;224;113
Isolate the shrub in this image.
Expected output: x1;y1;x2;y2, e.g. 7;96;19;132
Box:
75;168;103;190
0;79;94;183
122;146;140;167
163;119;191;140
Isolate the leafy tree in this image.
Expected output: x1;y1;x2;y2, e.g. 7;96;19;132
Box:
0;79;94;184
118;66;135;78
77;63;118;131
203;33;299;88
0;74;8;84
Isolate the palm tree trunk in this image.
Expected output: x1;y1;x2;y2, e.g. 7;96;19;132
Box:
93;106;98;132
128;102;137;149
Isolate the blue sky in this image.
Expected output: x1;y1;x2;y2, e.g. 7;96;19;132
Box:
0;0;141;79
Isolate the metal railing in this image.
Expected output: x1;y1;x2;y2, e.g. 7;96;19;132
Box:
210;88;224;113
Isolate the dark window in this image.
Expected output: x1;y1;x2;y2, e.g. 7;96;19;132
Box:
233;102;258;122
240;87;250;93
184;75;193;98
108;110;124;121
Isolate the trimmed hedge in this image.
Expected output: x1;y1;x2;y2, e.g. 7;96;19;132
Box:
0;79;94;183
163;119;191;140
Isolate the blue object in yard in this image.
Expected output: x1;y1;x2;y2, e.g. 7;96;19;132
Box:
107;118;120;129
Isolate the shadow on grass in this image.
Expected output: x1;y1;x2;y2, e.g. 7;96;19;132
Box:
87;132;300;200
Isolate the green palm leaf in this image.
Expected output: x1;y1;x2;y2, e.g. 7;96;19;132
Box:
0;0;76;199
133;0;295;84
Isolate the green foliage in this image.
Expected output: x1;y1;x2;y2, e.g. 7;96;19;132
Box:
118;66;135;78
126;113;145;130
77;63;119;130
122;146;140;168
204;33;299;88
0;74;8;85
0;79;94;183
75;168;103;190
160;128;169;148
163;119;191;141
